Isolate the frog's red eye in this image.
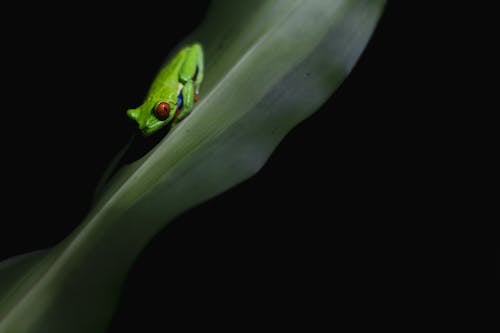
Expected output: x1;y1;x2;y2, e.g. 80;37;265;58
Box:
155;102;170;120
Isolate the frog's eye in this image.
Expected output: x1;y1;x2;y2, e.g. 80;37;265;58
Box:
154;102;170;120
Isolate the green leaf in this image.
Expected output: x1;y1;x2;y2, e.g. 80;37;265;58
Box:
0;1;385;332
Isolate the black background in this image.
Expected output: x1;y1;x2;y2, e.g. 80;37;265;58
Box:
0;2;479;331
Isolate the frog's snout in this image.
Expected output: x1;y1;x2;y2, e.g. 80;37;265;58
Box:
127;108;140;121
127;108;145;130
126;107;166;136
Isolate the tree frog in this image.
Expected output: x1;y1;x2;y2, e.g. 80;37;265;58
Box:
127;43;204;136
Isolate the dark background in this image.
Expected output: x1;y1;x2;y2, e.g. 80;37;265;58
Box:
1;2;474;330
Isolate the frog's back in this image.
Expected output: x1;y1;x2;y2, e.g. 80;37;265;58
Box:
147;47;188;97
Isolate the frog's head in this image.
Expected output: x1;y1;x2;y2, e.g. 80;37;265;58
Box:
127;97;177;136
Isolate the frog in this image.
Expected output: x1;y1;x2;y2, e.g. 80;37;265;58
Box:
127;43;204;136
